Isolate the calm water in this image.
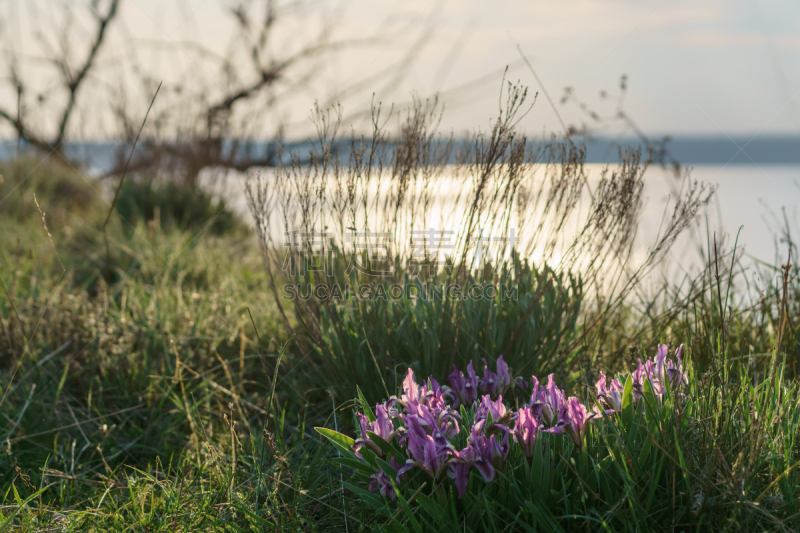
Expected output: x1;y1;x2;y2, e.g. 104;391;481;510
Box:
640;165;800;273
203;164;799;277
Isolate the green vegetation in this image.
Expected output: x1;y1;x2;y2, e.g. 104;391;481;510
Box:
113;178;247;237
1;140;799;533
309;263;582;404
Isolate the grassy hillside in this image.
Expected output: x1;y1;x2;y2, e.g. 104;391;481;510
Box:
1;154;799;532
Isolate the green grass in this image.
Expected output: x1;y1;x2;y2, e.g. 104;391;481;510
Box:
1;157;799;531
308;262;583;404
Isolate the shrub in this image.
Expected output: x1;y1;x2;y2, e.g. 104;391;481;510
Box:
311;261;582;403
247;87;711;405
0;157;99;226
113;177;245;236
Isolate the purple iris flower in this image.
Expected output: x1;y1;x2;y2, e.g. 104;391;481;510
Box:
447;365;467;407
368;469;396;500
631;345;688;400
631;359;649;400
562;396;599;449
512;375;529;390
475;394;508;423
530;374;566;426
382;397;400;417
528;376;540;411
448;361;479;407
423;376;450;409
473;424;510;477
486;432;509;469
447;421;512;498
452;438;494;490
479;356;509;395
631;356;648;378
478;355;526;396
399;368;452;412
353;413;376;457
653;345;668;380
428;377;449;404
665;344;688;386
512;406;541;460
390;456;406;478
353;403;401;458
447;461;472;499
397;432;456;481
595;371;624;413
401;368;421;405
402;401;460;447
495;356;511;390
480;359;499;396
375;403;399;439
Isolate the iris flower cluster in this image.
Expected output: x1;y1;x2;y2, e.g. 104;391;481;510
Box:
352;346;686;500
595;344;687;412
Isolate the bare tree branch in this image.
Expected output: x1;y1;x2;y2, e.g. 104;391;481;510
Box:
0;0;120;159
55;0;120;149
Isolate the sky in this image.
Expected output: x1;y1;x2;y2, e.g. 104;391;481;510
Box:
2;0;800;140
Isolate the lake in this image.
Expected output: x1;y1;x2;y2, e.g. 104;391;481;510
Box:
201;163;799;282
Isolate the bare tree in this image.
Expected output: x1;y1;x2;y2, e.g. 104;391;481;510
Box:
0;0;436;182
0;0;120;162
113;1;373;181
